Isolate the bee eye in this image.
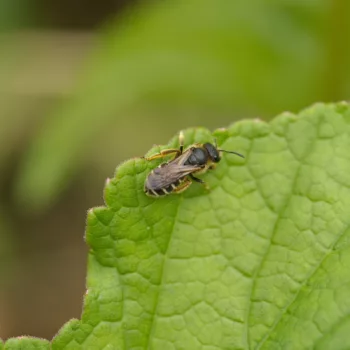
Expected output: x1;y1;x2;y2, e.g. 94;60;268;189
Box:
204;143;220;162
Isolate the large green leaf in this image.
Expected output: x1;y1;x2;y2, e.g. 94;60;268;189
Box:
7;102;350;349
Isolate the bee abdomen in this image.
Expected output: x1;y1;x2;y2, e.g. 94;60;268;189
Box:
145;182;182;197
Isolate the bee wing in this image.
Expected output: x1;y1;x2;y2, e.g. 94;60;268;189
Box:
146;162;203;189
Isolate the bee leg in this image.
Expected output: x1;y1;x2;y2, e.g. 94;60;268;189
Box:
144;131;184;161
179;131;184;154
208;164;216;170
144;149;181;161
189;174;210;190
173;179;192;194
189;174;205;184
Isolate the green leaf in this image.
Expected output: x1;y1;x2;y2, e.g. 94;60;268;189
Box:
4;337;50;350
6;102;350;348
50;102;350;349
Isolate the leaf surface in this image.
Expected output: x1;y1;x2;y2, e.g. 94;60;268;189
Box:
6;102;350;349
4;337;50;350
53;102;350;349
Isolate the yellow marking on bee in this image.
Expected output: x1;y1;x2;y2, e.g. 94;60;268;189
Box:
171;184;176;189
173;180;192;193
151;189;159;197
162;188;169;194
179;131;184;145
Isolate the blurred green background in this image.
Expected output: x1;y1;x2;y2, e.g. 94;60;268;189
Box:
0;0;349;341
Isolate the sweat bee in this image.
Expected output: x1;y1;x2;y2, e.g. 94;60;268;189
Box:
144;131;244;197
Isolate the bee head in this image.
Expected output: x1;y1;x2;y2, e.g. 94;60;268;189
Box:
205;140;245;162
204;143;221;163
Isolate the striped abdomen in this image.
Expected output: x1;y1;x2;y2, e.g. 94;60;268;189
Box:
144;177;182;197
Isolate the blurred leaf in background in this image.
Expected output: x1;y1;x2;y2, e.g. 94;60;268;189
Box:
13;0;350;213
0;0;30;32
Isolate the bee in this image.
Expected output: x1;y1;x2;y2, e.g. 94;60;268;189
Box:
144;131;244;197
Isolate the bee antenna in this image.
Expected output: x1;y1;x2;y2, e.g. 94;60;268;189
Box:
217;149;245;158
